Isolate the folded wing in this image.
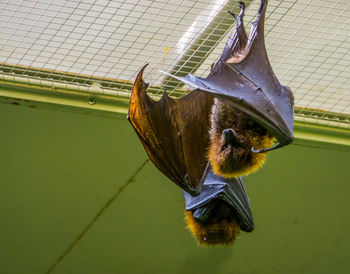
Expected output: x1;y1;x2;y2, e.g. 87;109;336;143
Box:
128;64;214;195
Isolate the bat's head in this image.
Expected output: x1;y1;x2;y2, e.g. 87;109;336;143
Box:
185;200;241;245
209;99;273;177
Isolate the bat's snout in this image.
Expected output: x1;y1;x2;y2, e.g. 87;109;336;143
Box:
222;128;240;147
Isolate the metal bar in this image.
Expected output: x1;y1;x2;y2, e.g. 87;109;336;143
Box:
0;79;129;120
1;78;350;151
294;121;350;151
161;0;253;90
1;64;350;123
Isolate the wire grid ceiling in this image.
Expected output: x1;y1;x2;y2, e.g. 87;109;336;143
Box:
0;0;349;124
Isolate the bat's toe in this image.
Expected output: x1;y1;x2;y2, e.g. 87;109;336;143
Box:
239;1;245;15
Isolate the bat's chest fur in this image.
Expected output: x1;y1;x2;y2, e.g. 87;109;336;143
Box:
208;98;273;177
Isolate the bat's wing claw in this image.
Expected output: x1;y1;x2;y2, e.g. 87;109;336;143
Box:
252;142;280;153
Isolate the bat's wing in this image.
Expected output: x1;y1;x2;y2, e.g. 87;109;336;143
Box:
128;64;213;195
184;168;254;232
162;0;294;153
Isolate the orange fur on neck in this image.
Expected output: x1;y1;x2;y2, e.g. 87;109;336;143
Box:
185;211;241;246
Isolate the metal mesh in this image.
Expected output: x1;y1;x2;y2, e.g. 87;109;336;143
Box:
0;0;349;125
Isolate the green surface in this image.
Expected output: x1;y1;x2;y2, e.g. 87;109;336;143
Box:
1;103;350;274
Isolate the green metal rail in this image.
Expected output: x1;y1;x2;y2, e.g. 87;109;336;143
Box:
1;70;349;152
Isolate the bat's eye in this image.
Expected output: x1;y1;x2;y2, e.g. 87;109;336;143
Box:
246;119;257;129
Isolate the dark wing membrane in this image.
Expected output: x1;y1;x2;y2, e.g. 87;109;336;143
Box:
128;65;213;195
162;0;294;153
184;168;254;232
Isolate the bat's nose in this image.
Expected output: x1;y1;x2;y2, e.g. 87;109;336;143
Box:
223;128;239;146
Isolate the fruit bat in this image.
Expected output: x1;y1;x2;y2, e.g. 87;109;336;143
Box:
184;169;254;245
128;0;294;245
162;0;294;154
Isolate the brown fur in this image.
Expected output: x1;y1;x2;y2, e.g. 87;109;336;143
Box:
209;98;273;177
185;210;241;246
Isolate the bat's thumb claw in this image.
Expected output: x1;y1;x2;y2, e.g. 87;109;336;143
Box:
251;142;280;153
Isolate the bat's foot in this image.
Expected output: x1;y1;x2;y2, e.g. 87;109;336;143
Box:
258;0;268;14
227;1;245;25
238;2;245;18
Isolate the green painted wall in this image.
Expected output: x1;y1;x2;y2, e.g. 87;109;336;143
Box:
1;103;350;274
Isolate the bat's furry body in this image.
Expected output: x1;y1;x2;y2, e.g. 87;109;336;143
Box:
186;99;272;245
209;98;273;178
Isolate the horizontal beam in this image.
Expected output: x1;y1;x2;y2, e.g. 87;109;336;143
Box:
0;75;129;120
294;120;350;151
1;76;349;151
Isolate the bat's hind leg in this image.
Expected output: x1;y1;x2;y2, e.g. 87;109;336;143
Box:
258;0;267;14
227;2;245;26
237;2;245;24
226;2;247;54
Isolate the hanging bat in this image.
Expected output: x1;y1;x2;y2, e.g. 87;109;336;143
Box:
184;169;254;245
128;0;294;245
161;0;294;177
128;68;253;244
